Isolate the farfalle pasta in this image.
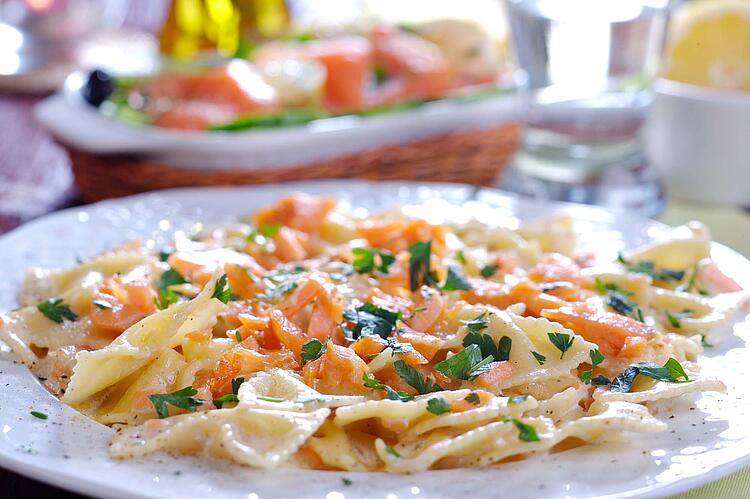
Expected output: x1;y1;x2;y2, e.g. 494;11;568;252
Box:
0;193;742;472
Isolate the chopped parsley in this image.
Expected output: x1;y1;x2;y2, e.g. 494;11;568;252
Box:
341;477;353;486
258;223;281;238
618;255;685;281
37;298;78;324
231;377;245;394
504;417;540;442
149;386;204;419
609;358;689;393
408;241;438;291
426;398;452;415
362;373;414;402
155;267;187;310
385;445;402;458
464;392;481;405
352;247;395;274
666;309;693;329
393;360;443;394
547;332;574;360
508;395;529;406
30;410;48;420
213;377;244;408
462;332;512;362
461;313;489;333
433;344;494;381
342;302;403;340
258;280;298;300
257;396;285;403
442;265;471;291
532;351;546;365
235;330;243;342
480;264;498;278
300;338;328;366
211;273;232;304
382;335;416;353
595;279;644;322
701;335;714;348
92;300;112;310
456;250;467;265
580;349;605;384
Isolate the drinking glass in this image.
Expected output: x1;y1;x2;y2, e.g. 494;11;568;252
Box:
500;0;674;216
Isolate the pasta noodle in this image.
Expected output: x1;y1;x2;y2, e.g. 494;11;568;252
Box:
0;193;736;472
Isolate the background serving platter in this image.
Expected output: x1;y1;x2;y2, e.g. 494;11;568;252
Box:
34;73;517;170
0;180;749;499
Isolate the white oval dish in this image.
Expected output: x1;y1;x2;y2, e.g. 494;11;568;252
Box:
33;72;517;170
646;78;750;206
1;180;749;499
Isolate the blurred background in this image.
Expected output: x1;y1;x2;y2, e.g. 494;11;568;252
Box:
1;0;749;255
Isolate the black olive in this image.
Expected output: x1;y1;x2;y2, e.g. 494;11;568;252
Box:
81;69;114;107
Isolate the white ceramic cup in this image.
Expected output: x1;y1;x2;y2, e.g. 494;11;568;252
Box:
646;78;750;206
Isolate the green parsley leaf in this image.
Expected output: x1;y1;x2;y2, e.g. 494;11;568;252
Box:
158;267;186;291
580;349;605;384
342;302;403;340
547;332;574;360
497;336;512;362
213;394;239;408
92;299;112;310
480;264;498;278
504;416;540;442
464;392;481;405
591;374;611;385
426;398;452;415
37;298;78;324
235;330;243;342
158;248;172;262
666;309;693;329
362;373;414;402
701;335;714;348
393;360;443;394
257;396;285;403
442;265;471;291
148;386;204;419
610;357;690;393
383;335;416;353
211;273;232;304
352;247;395;274
619;256;685;281
30;411;48;420
508;395;529;406
258;223;281;238
595;279;644;322
408;241;438;291
532;351;546;365
231;377;245;394
258;280;298;300
433;344;494;381
341;477;353;486
462;332;511;362
461;313;489;333
385;445;401;458
301;338;328;366
456;250;467;265
155;289;179;310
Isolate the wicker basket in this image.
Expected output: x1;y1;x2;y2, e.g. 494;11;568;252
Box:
69;123;520;202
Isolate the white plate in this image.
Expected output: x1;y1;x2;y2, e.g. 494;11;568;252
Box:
34;73;517;170
1;180;749;499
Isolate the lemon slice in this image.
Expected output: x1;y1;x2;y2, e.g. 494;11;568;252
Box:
663;0;750;91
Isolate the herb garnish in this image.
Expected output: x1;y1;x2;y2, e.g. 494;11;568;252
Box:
155;267;187;310
37;298;78;324
426;398;451;415
701;335;714;348
595;279;645;322
547;332;574;359
508;395;529;406
504;417;540;442
352;247;395;274
464;392;481;405
618;255;685;281
149;386;205;419
92;300;112;310
433;344;494;381
666;309;693;329
393;360;443;394
442;265;471;291
580;349;605;384
362;373;414;402
532;351;546;365
342;302;403;340
30;411;48;420
300;338;328;366
408;241;438;291
609;358;689;393
211;273;232;304
385;445;402;458
462;332;512;362
480;264;498;278
341;477;353;486
213;377;244;408
456;250;467;265
461;313;489;333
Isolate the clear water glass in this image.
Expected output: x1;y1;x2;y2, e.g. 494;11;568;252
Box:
500;0;673;216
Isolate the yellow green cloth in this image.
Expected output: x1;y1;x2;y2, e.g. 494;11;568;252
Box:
660;200;750;498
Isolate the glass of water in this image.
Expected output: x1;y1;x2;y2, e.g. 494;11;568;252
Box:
500;0;673;216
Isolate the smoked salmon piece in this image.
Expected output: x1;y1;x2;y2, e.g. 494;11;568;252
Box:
356;219;446;256
464;279;566;317
90;275;156;334
541;304;655;357
528;253;594;289
303;344;370;395
252;193;337;235
473;361;513;389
